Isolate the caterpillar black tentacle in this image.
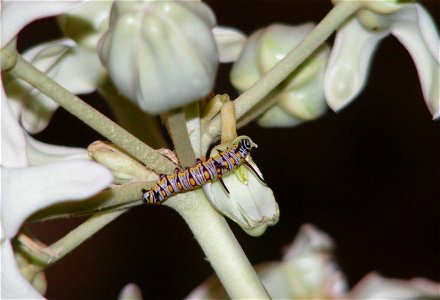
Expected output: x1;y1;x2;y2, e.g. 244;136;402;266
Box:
142;136;262;205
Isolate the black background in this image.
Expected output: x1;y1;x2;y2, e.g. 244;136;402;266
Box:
17;1;439;299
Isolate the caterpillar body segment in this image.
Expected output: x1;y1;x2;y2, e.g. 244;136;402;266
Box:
142;137;262;205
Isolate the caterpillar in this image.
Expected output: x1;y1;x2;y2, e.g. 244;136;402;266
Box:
142;136;265;205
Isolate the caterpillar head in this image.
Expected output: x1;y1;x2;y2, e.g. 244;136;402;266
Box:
234;136;257;151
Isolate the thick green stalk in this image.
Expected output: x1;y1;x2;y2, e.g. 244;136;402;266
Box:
168;191;270;299
7;54;176;174
165;113;269;298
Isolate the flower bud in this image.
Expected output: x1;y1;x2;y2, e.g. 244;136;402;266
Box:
231;23;329;127
88;141;159;184
202;136;279;236
98;0;219;114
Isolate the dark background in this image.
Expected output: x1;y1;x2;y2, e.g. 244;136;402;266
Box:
18;1;439;299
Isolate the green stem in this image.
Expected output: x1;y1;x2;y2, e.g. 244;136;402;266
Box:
166;114;268;298
7;54;176;174
98;79;168;149
29;181;153;222
167;109;196;167
167;191;270;299
203;1;362;148
18;210;126;266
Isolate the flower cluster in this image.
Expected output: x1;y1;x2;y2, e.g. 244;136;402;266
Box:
1;0;438;298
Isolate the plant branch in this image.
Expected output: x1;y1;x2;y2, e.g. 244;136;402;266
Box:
97;79;168;149
18;210;127;266
6;53;176;174
204;1;362;143
165;108;268;298
29;181;153;222
166;109;196;167
166;190;270;299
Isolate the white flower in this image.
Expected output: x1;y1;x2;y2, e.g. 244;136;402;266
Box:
1;2;111;293
256;224;347;299
187;223;439;299
230;23;330;127
0;2;113;297
98;0;219;115
187;224;347;299
4;38;105;133
325;2;439;119
1;85;113;298
202;136;279;237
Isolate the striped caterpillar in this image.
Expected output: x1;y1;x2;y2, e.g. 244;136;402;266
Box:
142;136;265;205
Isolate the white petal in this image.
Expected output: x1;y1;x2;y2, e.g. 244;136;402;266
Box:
213;26;247;63
1;160;113;238
256;262;293;299
415;4;440;63
257;104;303;128
25;135;89;166
283;224;334;260
1;81;27;168
255;225;347;299
349;272;440;299
18;39;105;133
324;17;388;111
58;1;113;50
389;4;439;119
118;283;143;300
1;240;44;299
0;0;86;48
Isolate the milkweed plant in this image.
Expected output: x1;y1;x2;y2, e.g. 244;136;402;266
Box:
1;0;438;299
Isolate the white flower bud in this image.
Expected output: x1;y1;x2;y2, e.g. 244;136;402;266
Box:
98;0;219;114
202;137;279;236
231;23;330;127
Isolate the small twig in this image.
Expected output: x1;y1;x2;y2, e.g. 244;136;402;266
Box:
18;210;127;266
220;99;237;144
29;181;153;222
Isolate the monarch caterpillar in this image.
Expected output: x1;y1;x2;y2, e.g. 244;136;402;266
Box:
142;136;265;205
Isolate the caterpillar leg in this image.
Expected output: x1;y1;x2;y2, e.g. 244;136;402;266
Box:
141;188;149;203
218;177;230;194
243;160;266;184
